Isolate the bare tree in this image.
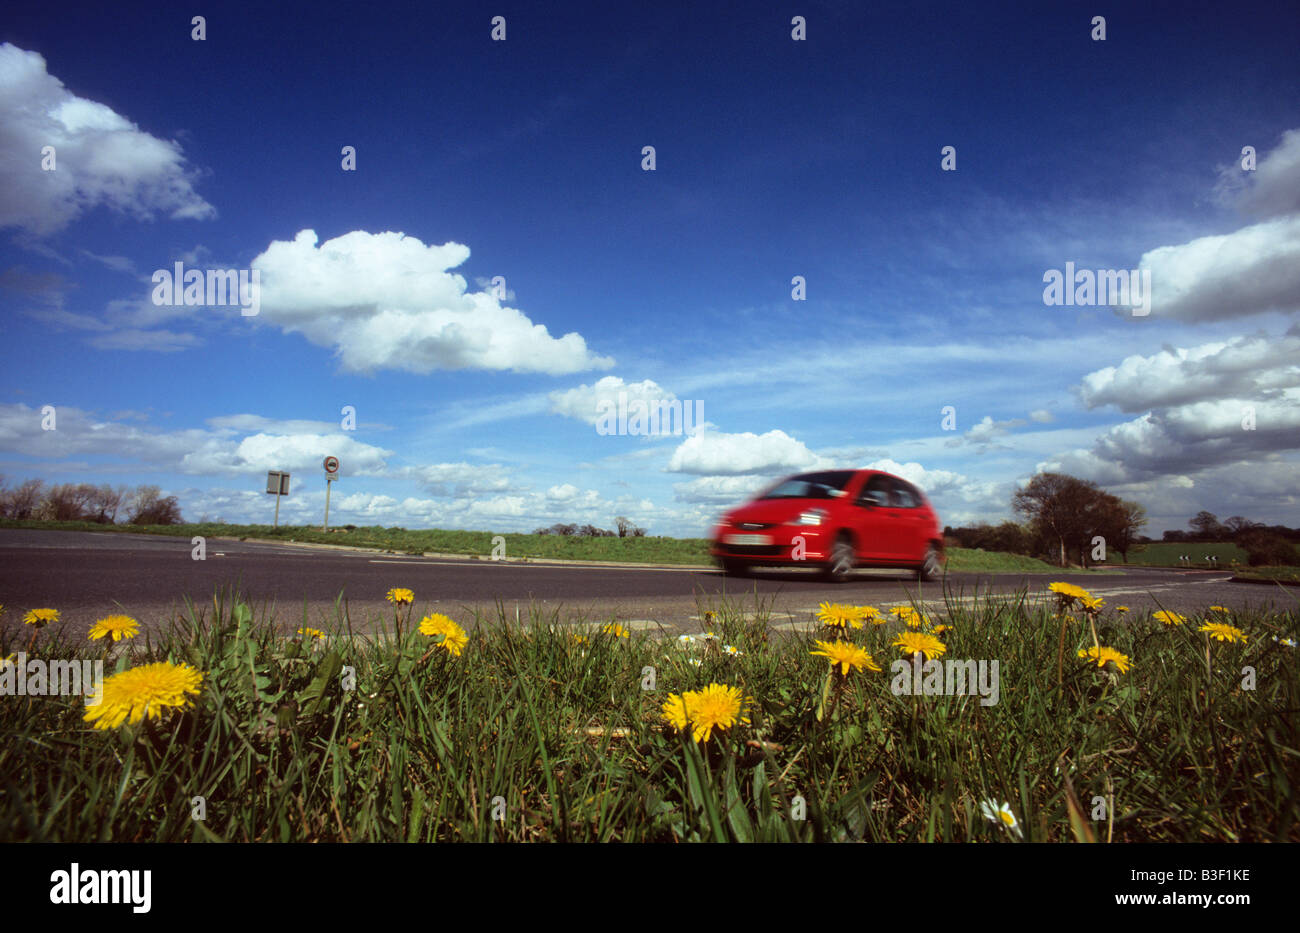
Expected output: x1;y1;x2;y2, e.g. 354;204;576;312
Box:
1;479;45;519
1189;510;1226;541
1012;473;1102;566
86;484;124;523
1093;496;1147;563
127;485;183;524
39;482;98;521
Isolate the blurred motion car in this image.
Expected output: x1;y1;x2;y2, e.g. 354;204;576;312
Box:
710;468;944;582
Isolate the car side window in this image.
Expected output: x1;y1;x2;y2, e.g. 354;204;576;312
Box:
858;475;893;507
892;480;918;508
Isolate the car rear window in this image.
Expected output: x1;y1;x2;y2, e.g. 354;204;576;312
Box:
758;470;857;500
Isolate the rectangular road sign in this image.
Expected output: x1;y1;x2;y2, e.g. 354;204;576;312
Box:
267;471;290;495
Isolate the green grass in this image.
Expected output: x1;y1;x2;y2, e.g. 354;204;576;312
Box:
2;586;1296;842
1120;540;1300;568
943;548;1113;574
1122;541;1252;567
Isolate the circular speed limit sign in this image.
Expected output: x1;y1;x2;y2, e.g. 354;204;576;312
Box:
323;456;340;474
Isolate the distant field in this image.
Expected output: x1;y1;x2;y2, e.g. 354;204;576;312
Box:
1120;541;1299;568
3;519;1111;574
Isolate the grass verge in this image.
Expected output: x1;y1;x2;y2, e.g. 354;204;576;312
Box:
2;585;1296;842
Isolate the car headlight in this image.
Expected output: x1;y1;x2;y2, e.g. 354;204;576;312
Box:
794;508;827;526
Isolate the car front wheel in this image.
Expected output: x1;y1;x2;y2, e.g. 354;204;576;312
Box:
720;558;750;577
916;544;942;581
823;535;855;582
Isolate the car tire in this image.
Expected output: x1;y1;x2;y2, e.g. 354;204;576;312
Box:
823;535;855;582
721;558;750;577
916;544;942;582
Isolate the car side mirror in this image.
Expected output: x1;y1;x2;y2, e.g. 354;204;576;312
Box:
858;495;879;508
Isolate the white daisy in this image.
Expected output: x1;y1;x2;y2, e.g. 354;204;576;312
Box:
979;799;1023;838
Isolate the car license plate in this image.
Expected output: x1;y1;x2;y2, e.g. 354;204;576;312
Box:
724;534;772;546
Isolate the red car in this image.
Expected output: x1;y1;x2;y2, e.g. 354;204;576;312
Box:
710;469;944;582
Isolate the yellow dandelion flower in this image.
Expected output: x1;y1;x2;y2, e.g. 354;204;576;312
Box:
1048;582;1091;605
684;682;750;743
660;692;691;732
816;602;860;629
1116;606;1130;613
856;606;886;625
1199;621;1246;644
385;588;414;605
296;627;326;639
602;622;630;638
1153;610;1185;626
1208;606;1230;614
930;623;952;636
89;615;139;642
892;631;947;661
810;640;881;677
418;613;468;656
1081;596;1104;613
83;661;204;730
1077;645;1131;674
661;684;750;743
22;608;60;628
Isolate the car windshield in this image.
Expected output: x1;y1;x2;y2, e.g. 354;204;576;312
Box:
757;471;856;500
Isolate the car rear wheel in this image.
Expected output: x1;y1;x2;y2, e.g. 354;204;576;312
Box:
823;535;855;582
916;544;942;581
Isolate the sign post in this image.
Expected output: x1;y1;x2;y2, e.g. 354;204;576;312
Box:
322;456;339;531
266;471;290;528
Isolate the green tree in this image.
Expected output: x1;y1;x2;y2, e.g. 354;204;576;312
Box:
1012;473;1100;566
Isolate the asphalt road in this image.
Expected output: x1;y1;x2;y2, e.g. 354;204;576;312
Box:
0;528;1294;637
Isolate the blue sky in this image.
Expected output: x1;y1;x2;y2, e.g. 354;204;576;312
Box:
2;0;1298;537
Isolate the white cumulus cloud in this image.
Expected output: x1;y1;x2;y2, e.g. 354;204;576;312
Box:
0;43;214;235
666;428;827;476
251;229;614;375
549;375;675;425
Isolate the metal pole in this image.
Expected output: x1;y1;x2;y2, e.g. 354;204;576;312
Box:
323;477;332;532
274;490;281;528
